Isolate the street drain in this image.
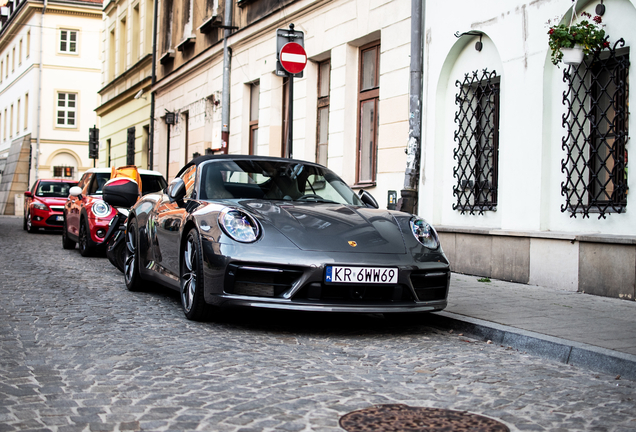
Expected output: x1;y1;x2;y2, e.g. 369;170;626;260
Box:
339;404;510;431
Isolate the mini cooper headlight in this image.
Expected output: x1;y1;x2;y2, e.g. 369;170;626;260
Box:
33;202;49;211
219;208;260;243
410;217;440;249
92;201;111;218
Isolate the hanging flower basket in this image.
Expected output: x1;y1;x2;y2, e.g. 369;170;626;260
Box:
561;44;584;65
547;11;608;65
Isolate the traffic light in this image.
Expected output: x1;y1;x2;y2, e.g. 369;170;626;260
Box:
88;126;99;159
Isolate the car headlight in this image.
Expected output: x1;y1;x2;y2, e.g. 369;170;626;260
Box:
410;217;440;249
92;201;111;218
33;202;49;211
219;208;260;243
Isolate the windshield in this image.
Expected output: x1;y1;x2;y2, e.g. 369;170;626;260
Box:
199;160;364;206
88;173;111;195
140;174;167;195
36;181;76;198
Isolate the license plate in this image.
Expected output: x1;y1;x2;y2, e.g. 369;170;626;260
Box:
56;215;64;221
325;266;398;284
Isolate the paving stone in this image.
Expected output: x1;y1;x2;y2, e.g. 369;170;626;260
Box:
0;216;635;431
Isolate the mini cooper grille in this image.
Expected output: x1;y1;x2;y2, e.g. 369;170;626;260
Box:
224;264;303;297
294;283;415;302
410;271;450;301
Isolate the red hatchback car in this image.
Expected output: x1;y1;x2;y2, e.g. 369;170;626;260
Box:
23;179;78;233
62;168;167;256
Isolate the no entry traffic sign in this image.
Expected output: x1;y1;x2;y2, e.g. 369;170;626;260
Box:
279;42;307;75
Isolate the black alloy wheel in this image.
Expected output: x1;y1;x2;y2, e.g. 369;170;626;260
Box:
124;219;145;291
62;216;76;250
180;228;212;321
78;219;92;257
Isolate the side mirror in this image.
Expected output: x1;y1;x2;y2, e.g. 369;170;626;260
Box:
358;189;379;209
69;186;83;199
24;191;32;198
167;178;186;203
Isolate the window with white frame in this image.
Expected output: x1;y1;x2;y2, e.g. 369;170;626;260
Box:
56;92;77;127
59;29;78;54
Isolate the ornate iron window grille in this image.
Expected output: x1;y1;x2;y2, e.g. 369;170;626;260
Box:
561;39;629;219
453;69;500;215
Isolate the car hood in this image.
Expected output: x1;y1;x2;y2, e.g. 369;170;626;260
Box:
239;201;407;254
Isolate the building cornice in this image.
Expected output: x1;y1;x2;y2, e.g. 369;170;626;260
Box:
95;75;152;116
98;53;152;94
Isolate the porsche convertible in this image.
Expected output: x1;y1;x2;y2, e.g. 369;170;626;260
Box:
119;155;450;321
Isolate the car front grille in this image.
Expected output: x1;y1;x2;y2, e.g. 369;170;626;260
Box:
294;282;415;302
224;264;303;297
410;271;450;301
50;206;64;212
45;216;64;226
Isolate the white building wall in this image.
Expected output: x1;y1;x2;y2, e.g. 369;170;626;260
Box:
421;0;636;237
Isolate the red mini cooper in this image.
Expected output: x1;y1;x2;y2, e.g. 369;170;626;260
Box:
23;179;78;233
62;168;167;256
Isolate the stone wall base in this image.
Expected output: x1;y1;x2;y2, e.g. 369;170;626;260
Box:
437;227;636;301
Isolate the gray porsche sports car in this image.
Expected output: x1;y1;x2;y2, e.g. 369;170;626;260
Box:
121;155;450;321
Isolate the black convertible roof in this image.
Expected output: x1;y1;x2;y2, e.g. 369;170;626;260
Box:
176;154;321;177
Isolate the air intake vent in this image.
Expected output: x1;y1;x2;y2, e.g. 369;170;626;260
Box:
410;271;449;301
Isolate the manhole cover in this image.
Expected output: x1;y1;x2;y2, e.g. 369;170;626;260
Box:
339;404;510;432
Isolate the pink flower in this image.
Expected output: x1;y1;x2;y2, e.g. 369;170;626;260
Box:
549;28;555;35
593;15;602;24
603;41;610;48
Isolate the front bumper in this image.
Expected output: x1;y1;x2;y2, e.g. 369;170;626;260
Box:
200;239;450;313
31;209;65;228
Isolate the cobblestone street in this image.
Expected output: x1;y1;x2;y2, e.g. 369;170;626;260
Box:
1;216;635;432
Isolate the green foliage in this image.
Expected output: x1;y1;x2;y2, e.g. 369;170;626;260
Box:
477;277;491;283
548;13;608;65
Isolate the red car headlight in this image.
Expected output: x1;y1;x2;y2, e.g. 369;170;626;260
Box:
91;201;111;218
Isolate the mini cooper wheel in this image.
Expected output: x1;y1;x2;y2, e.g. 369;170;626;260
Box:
62;216;76;250
26;212;38;233
124;218;146;292
180;228;212;321
78;219;93;257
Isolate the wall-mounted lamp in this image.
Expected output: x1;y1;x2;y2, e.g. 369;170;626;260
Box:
454;31;484;51
596;1;605;16
164;111;176;125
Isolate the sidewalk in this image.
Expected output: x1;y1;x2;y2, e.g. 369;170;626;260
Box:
428;273;636;380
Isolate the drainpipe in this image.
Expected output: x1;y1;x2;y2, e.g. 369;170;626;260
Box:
149;0;159;170
399;0;424;214
35;0;47;181
220;0;232;153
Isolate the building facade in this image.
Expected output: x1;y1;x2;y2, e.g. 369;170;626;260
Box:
0;0;102;215
97;0;154;169
151;0;413;209
420;0;635;299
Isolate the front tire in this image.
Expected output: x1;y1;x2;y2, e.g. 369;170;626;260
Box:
26;212;38;233
78;219;93;257
180;228;212;321
124;219;146;292
62;216;76;250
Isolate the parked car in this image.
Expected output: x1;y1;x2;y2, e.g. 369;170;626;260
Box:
121;155;451;321
62;167;167;256
23;179;78;233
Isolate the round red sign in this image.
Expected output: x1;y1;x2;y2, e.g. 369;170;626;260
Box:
279;42;307;74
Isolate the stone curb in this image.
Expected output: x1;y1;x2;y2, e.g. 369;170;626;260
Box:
427;311;636;381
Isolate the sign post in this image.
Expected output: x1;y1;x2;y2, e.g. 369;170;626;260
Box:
276;24;306;159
